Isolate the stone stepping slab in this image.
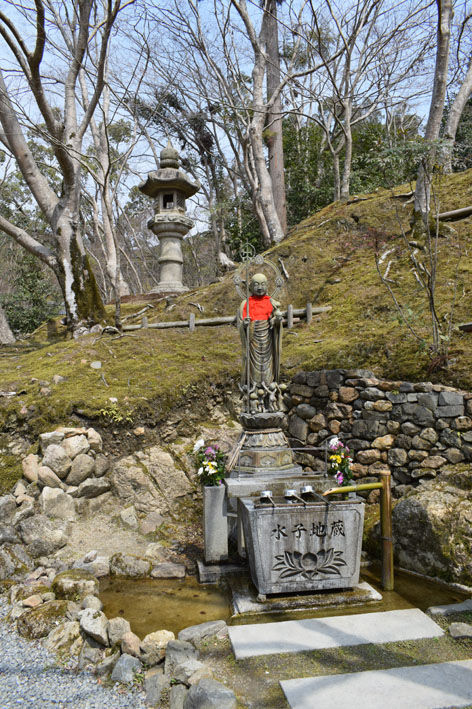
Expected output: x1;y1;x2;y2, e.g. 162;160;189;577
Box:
228;608;443;659
281;659;472;709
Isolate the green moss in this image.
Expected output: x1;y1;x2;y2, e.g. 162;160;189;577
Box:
0;453;23;494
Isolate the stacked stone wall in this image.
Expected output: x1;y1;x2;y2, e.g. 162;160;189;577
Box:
285;369;472;497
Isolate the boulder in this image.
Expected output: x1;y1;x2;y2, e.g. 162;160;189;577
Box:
37;466;64;489
94;454;110;477
82;595;103;611
174;658;206;684
66;454;95;486
170;685;189;709
39;431;64;451
44;620;83;657
16;600;71;638
120;506;138;529
107;616;131;647
111;456;162;513
41;445;72;478
22;454;40;483
76;478;111;498
62;434;90;459
0;524;19;544
109;553;151;578
150;563;186;579
74;555;110;578
22;594;42;608
18;515;70;557
86;428;103;452
140;512;164;535
165;640;198;676
121;631;141;657
79;608;109;645
0;494;17;522
52;569;99;601
183;679;237;709
111;653;142;684
95;649;120;677
141;629;175;665
178;621;228;646
39;487;76;520
390;468;472;586
449;622;472;639
144;669;168;706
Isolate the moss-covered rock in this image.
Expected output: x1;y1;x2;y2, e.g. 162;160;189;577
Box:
51;569;99;601
389;467;472;585
44;620;83;658
109;552;152;578
16;600;71;639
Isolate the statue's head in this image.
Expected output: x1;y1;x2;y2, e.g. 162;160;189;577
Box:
250;273;268;296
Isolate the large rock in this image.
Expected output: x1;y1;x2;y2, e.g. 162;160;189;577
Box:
111;446;192;514
183;679;237;709
150;562;186;579
111;653;142;684
44;620;83;657
75;478;111;498
37;466;64;489
17;600;71;638
0;495;16;522
165;640;198;676
141;629;175;665
107;617;131;647
21;455;39;483
178;621;228;646
39;431;64;451
39;487;76;520
391;468;472;585
18;515;70;557
52;570;99;600
86;428;103;452
66;454;95;486
41;445;72;478
109;553;151;578
79;608;109;645
62;434;90;459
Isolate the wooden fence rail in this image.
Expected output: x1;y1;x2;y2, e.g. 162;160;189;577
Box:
122;304;331;333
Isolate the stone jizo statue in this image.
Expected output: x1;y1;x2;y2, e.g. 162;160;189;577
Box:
237;273;283;413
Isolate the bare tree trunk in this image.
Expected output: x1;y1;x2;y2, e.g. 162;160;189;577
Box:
340;100;353;201
265;0;287;235
443;58;472;172
414;0;453;221
0;302;15;343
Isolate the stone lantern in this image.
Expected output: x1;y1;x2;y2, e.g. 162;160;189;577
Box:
139;141;200;294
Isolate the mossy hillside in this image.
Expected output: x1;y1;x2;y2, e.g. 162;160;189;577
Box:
0;169;471;442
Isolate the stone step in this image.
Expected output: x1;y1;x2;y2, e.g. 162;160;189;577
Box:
228;608;443;659
281;659;472;709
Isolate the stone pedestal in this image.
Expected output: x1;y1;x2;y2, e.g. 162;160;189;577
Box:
231;412;302;480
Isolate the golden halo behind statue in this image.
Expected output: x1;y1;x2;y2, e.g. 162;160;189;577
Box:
233;255;284;299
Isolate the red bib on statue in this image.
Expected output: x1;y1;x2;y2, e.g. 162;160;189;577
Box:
243;295;273;321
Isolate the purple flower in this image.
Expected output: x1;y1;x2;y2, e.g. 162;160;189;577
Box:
335;471;344;485
205;446;216;457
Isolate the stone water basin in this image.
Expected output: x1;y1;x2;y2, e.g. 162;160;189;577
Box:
99;567;469;638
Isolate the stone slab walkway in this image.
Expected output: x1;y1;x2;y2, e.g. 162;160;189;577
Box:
280;659;472;709
228;608;443;659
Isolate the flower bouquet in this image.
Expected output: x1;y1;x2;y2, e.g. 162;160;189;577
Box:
327;437;353;487
194;440;226;486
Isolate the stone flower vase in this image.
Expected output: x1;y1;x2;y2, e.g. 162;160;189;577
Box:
203;484;228;564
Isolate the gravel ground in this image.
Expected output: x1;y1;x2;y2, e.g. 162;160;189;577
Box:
0;596;147;709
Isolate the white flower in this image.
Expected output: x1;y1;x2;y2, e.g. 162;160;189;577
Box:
328;436;340;450
193;438;205;453
197;467;203;475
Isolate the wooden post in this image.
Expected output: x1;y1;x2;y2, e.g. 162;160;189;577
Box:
287;304;294;329
306;302;313;324
380;470;394;591
142;316;148;329
189;312;195;333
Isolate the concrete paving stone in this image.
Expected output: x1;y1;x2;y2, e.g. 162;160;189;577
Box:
281;659;472;709
228;609;443;659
